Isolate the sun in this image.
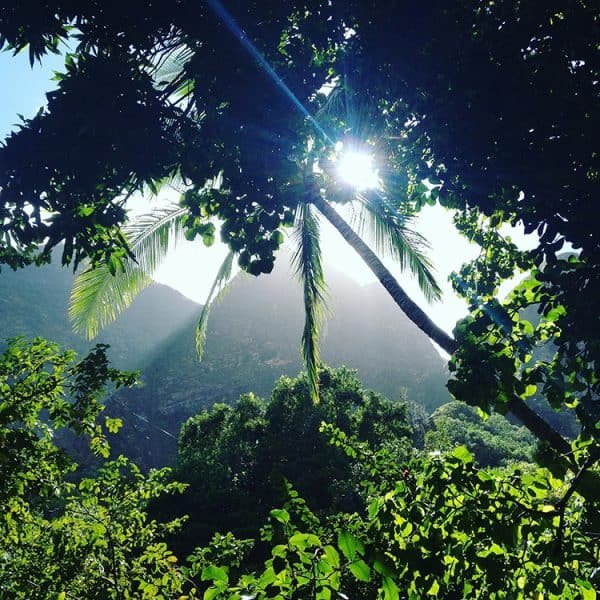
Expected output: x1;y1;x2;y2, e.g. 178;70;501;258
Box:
336;148;379;191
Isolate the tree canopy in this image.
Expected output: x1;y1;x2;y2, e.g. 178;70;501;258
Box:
2;338;597;598
0;0;598;493
168;367;412;551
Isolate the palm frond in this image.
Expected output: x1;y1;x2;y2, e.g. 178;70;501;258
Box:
352;190;442;302
123;204;187;273
315;80;344;119
163;169;188;194
70;204;187;339
195;250;236;361
292;202;327;403
70;262;152;340
151;43;195;101
143;167;189;198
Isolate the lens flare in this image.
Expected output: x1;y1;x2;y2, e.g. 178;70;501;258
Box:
336;150;379;190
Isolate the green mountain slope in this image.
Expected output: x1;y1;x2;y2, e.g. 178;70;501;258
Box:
0;257;450;467
0;260;200;369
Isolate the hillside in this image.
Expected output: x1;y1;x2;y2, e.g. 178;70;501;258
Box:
0;259;199;369
0;256;450;467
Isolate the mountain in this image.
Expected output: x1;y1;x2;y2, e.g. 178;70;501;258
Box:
0;259;199;369
0;256;450;467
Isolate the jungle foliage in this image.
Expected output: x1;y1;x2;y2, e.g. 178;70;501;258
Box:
1;339;597;599
166;366;413;551
1;0;599;597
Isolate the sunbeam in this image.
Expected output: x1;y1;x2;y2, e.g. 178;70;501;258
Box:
206;0;333;144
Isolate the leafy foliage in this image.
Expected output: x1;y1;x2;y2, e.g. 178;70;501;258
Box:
199;431;599;599
1;0;597;458
1;1;600;595
425;401;535;467
1;339;598;598
351;191;441;302
69;203;187;339
195;249;235;360
169;366;412;552
0;339;188;598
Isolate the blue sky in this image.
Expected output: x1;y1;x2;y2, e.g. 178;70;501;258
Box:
0;48;64;138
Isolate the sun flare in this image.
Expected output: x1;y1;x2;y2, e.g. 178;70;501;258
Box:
336;149;379;191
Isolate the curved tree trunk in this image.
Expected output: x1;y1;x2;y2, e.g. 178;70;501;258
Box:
311;193;571;456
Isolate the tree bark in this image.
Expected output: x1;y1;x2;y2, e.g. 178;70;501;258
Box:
311;193;456;352
312;193;571;456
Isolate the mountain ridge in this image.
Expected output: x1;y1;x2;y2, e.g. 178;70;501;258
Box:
1;256;450;467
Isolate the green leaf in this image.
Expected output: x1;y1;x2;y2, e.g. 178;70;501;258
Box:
78;206;95;217
368;498;382;519
349;560;371;582
427;580;440;596
351;192;442;302
201;565;228;584
258;566;277;587
292;202;327;403
323;545;340;569
382;576;399;600
270;509;290;524
70;204;187;339
203;588;221;600
546;305;566;322
316;588;331;600
373;554;395;578
105;416;123;433
337;530;363;561
518;319;534;336
576;579;596;600
451;445;473;464
289;533;321;549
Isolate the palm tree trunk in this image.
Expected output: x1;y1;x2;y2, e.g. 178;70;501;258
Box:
311;193;571;456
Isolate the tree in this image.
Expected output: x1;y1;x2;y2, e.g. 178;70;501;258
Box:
198;427;600;599
165;366;413;553
0;338;191;598
425;401;535;467
316;0;600;465
2;339;597;598
68;168;441;405
1;1;598;464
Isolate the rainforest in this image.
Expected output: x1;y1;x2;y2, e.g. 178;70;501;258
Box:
0;1;598;598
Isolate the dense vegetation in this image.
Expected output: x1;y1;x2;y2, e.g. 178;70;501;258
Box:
424;402;535;467
1;340;597;598
1;0;598;597
165;366;413;551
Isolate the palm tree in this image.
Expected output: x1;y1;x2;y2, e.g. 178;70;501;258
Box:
72;32;444;401
69;171;569;455
308;192;570;454
70;163;441;404
69;42;570;455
